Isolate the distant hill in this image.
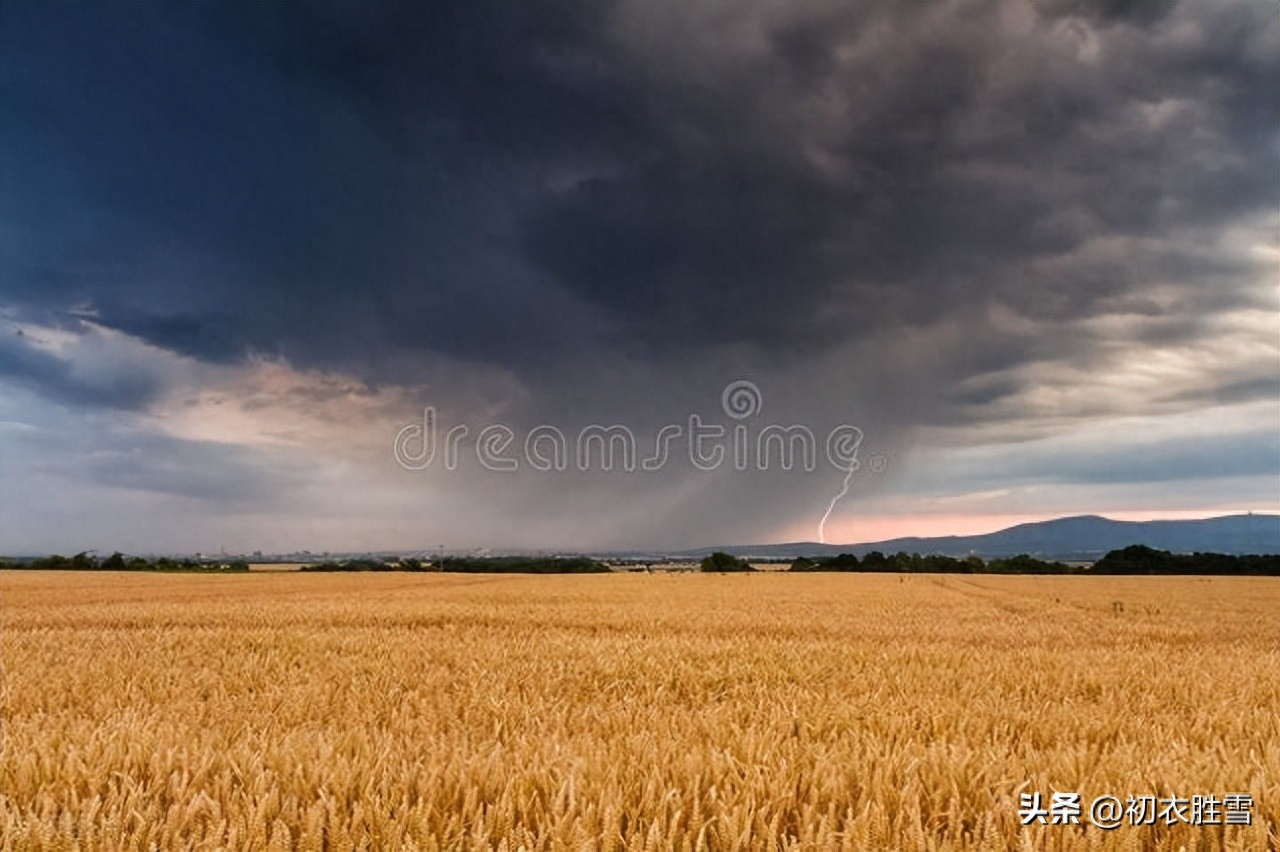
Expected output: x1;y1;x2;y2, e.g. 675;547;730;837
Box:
680;513;1280;561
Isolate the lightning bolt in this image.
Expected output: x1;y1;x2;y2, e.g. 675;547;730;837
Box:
817;464;856;545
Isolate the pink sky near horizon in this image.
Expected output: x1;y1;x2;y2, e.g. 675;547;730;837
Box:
803;508;1279;546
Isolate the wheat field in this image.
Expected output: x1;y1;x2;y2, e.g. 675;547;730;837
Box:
0;570;1276;850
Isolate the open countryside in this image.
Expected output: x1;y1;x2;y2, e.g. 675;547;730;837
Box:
2;570;1276;850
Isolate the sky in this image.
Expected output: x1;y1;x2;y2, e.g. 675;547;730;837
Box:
1;0;1277;555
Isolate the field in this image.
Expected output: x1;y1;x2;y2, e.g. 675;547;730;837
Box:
1;571;1276;850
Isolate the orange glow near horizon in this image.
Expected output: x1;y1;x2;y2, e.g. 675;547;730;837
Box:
786;508;1278;546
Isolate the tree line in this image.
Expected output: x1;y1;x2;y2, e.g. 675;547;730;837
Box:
5;545;1276;576
7;552;250;572
300;556;610;574
783;545;1278;576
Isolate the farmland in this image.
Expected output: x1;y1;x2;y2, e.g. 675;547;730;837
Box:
1;571;1276;850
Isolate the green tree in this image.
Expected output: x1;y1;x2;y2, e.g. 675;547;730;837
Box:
860;551;890;572
699;552;754;572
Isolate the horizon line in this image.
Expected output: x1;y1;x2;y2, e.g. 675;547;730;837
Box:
5;510;1276;560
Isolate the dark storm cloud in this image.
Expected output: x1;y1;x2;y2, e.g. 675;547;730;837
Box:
96;311;248;364
1041;0;1179;28
521;0;1278;359
1;0;1276;415
1;0;627;377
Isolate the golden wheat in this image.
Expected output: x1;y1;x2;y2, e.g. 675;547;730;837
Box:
1;570;1276;850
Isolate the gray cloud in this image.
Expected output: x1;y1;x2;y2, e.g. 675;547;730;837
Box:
1;0;1276;550
0;325;162;410
80;433;305;505
4;2;1274;379
986;430;1280;487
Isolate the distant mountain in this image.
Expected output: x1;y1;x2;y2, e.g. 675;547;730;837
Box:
679;513;1280;561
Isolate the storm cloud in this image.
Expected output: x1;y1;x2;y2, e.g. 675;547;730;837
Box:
1;0;1276;552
